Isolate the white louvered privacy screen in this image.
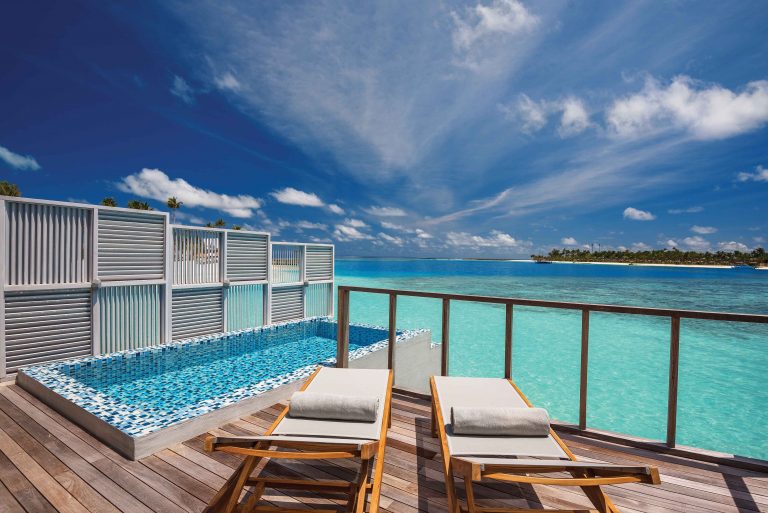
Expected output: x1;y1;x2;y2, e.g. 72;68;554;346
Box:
0;196;335;376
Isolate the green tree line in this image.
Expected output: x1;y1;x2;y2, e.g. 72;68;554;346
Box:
533;247;768;267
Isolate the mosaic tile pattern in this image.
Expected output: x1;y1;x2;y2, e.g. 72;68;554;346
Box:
21;318;426;437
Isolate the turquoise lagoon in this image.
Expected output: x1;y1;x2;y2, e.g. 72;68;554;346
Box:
334;258;768;460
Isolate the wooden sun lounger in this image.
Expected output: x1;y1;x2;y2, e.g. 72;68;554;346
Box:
204;367;393;513
430;376;661;513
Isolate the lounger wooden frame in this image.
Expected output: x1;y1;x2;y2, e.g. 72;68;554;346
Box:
204;368;394;513
430;377;661;513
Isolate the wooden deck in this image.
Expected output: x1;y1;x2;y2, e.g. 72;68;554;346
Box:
0;383;766;513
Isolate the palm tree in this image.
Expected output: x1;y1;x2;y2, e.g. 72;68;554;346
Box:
101;197;117;207
231;225;242;230
127;200;153;211
166;196;182;223
0;181;21;197
213;218;226;228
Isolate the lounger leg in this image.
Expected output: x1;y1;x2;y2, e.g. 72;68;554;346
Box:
241;481;267;513
368;411;390;513
462;475;478;513
575;469;620;513
353;457;373;513
224;455;262;513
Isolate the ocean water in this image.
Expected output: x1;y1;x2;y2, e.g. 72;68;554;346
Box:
335;258;768;460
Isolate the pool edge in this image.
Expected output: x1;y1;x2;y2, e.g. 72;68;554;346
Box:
17;368;309;460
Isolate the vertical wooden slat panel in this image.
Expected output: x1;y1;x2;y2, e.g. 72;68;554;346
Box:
667;315;681;448
579;308;590;430
441;298;450;376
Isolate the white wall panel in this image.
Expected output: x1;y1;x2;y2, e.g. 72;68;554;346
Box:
271;285;304;322
98;210;165;280
305;245;333;281
98;284;161;353
172;287;223;340
173;228;221;284
226;232;268;281
226;284;264;331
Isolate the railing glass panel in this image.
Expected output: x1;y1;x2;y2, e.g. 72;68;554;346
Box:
447;301;505;378
512;307;582;425
678;320;768;460
587;312;669;441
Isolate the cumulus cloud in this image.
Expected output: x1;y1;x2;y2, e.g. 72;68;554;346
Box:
500;95;590;137
718;241;749;252
691;225;717;235
0;144;41;171
293;220;328;231
681;236;711;251
170;75;195;104
558;98;590;137
118;168;262;217
333;219;373;241
631;242;652;251
668;206;704;214
606;76;768;140
270;187;325;207
446;230;529;248
365;206;407;217
561;237;578;245
328;204;345;215
736;165;768;183
378;232;404;246
415;229;433;239
452;0;539;52
214;72;242;92
623;207;656;221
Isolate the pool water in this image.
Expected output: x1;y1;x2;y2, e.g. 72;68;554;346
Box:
21;319;406;437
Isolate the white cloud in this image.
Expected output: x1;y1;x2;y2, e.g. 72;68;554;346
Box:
753;236;766;244
0;145;41;171
378;232;404;246
293;220;328;231
333;220;373;241
681;236;711;251
500;95;589;137
446;230;529;248
631;242;652;251
381;221;409;232
365;206;407;217
415;229;433;239
118;168;262;218
561;237;578;245
691;225;717;235
501;95;547;133
718;241;749;252
623;207;656;221
175;211;207;225
668;206;703;214
270;187;324;207
737;165;768;183
328;204;345;215
214;72;242;92
170;75;195;104
344;218;367;228
607;76;768;140
663;239;678;249
558;98;590;137
452;0;539;52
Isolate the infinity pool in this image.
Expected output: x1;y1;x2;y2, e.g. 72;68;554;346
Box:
19;318;414;439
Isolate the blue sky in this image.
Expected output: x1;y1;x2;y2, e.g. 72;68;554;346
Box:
1;0;766;257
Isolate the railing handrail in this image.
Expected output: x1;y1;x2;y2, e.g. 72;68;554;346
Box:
335;284;768;469
337;285;768;323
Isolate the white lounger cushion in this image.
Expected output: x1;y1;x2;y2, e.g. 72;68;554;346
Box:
272;367;390;441
289;392;380;422
433;376;569;460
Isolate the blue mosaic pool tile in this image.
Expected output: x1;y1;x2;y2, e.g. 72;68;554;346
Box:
21;318;427;438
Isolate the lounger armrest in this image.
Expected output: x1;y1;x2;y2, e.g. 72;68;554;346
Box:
205;434;379;458
451;457;661;485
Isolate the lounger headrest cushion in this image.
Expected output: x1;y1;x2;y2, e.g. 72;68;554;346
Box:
289;392;379;423
451;406;550;437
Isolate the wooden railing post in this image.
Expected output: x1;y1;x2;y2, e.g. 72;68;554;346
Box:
579;309;590;430
336;288;350;368
504;303;513;379
667;315;681;447
441;298;450;376
388;293;397;372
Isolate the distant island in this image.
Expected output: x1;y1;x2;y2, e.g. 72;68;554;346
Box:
532;247;768;267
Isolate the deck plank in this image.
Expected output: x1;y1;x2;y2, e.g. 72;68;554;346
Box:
0;385;766;513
